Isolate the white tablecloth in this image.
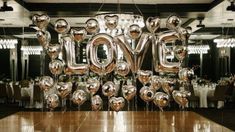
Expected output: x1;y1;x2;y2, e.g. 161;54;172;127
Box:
193;85;215;108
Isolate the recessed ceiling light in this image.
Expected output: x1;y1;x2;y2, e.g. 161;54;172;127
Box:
227;18;234;21
0;19;5;21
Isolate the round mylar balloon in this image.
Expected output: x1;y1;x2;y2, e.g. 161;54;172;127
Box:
36;30;51;48
139;86;155;103
104;15;119;30
153;92;169;111
45;94;59;110
178;68;194;81
49;59;64;75
70;27;87;43
91;95;103;111
122;84;136;101
39;76;54;92
86;78;100;95
32;14;50;29
56;82;72;99
166;15;181;30
54;19;70;34
137;70;152;85
150;76;162;91
172;90;191;109
102;81;116;97
85;18;99;34
47;44;61;60
115;61;130;77
127;24;142;39
109;97;125;112
72;89;87;106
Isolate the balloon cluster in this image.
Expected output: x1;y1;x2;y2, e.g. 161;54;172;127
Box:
33;13;193;111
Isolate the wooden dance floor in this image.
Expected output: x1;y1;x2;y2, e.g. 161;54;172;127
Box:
0;111;232;132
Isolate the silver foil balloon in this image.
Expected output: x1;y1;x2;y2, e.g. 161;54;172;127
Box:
45;94;59;110
102;81;116;97
54;19;70;34
115;61;130;77
85;18;99;34
36;30;51;48
86;33;117;75
56;82;72;99
32;14;50;29
146;17;161;33
150;75;162;91
122;84;136;101
109;97;125;112
49;59;64;75
178;68;194;81
153;92;169;111
91;95;103;111
139;86;155;103
86;78;100;95
152;32;182;73
39;76;54;92
114;33;151;73
72;89;87;106
70;27;87;43
161;78;176;95
137;70;152;85
47;44;61;60
172;90;191;109
166;15;181;31
173;45;187;61
104;15;119;30
62;35;89;75
128;24;142;39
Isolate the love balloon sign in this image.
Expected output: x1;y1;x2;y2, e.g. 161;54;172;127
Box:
33;14;191;111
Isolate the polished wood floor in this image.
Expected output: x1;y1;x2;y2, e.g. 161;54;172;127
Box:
0;111;232;132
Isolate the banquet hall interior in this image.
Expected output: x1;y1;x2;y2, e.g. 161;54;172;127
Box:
1;0;235;131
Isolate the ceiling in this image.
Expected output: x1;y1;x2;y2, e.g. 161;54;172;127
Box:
0;0;234;41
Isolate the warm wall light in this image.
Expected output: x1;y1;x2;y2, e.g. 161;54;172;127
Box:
188;45;210;54
21;46;43;55
0;39;17;49
214;38;235;48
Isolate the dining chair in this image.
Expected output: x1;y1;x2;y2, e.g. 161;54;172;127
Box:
13;83;30;107
207;85;228;108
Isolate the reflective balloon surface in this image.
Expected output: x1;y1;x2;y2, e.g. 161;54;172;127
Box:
104;15;118;30
139;86;155;102
153;92;169;111
122;84;136;101
178;68;194;81
137;70;152;85
49;59;64;75
174;45;187;61
72;89;87;106
70;27;87;43
56;82;72;99
150;76;162;91
45;94;59;110
91;95;103;111
109;97;125;112
39;76;54;92
161;78;176;94
36;30;51;48
115;61;130;77
172;90;191;109
47;44;61;60
85;18;99;34
166;15;181;30
102;81;116;97
128;24;142;39
54;19;70;34
146;17;160;33
32;14;50;29
86;78;100;95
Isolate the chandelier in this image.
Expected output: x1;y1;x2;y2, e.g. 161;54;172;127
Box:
21;46;43;55
0;39;17;49
187;45;210;54
214;38;235;48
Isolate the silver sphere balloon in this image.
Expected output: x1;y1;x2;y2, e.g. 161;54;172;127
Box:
56;82;72;99
45;94;59;110
49;59;64;75
86;78;100;95
122;84;136;101
72;89;87;106
91;95;103;111
85;18;99;34
39;76;54;92
153;92;169;111
47;44;61;60
115;61;130;77
104;15;119;30
102;81;116;97
109;97;125;112
139;86;155;103
178;68;194;81
54;19;70;34
36;30;51;48
166;15;181;30
128;24;142;39
32;14;50;29
146;17;160;33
